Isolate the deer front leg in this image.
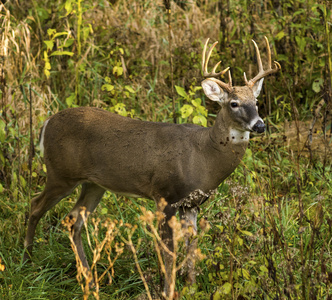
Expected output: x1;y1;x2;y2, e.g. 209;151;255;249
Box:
179;207;198;284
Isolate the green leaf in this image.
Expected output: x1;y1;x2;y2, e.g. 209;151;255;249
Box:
293;8;305;17
275;30;285;41
193;115;207;127
193;86;202;92
213;291;221;300
180;105;193;118
101;208;108;215
36;7;50;21
20;176;26;189
240;230;253;236
0;183;3;193
242;268;250;279
276;54;289;62
83;26;91;41
237;236;243;246
216;225;224;233
102;84;114;92
53;32;69;39
43;51;51;78
125;85;135;93
0;119;6;143
113;65;123;76
260;265;268;273
175;85;187;98
196;105;208;117
222;282;232;294
47;28;56;38
50;51;74;56
191;98;201;107
312;78;323;93
61;38;74;48
66;93;76;107
295;36;306;52
44;40;54;51
65;0;73;15
114;103;127;117
44;64;51;78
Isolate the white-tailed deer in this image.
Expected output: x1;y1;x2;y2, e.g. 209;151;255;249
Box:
24;37;280;297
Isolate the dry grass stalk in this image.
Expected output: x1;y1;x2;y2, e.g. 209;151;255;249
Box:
62;203;206;300
139;202;206;300
62;207;124;300
119;224;153;300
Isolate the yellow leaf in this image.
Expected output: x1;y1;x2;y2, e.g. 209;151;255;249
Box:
216;225;224;233
222;282;232;294
237;236;243;246
242;268;250;279
241;230;253;236
260;265;268;273
213;291;221;300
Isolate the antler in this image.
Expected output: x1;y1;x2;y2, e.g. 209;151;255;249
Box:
202;38;233;93
244;36;281;88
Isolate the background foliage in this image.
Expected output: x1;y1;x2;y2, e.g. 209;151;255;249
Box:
0;0;331;299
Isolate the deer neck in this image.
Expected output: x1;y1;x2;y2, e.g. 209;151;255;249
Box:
196;110;249;188
209;108;250;149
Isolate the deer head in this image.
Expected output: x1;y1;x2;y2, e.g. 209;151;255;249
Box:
201;37;281;135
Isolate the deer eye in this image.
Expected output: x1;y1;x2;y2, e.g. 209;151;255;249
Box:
230;102;239;108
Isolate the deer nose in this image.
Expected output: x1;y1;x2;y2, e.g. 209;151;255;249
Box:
252;120;265;133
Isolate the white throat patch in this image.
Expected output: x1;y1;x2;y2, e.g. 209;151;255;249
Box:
229;128;250;143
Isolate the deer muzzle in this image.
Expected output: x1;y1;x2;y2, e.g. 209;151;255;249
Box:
252;120;265;133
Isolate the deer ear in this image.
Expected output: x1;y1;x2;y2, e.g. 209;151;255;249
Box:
201;79;226;104
252;78;264;98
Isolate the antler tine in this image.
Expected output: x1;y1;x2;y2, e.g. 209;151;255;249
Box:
245;36;281;88
202;38;232;92
228;69;232;87
252;39;264;73
265;36;272;70
204;41;218;76
202;38;209;76
203;39;229;77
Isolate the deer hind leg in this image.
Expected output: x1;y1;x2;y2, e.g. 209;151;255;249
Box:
67;182;105;271
24;177;77;261
179;207;198;284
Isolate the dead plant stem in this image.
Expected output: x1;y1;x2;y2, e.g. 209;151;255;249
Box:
126;234;153;300
165;3;175;123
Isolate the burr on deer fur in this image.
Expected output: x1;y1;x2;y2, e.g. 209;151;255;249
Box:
24;37;280;296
